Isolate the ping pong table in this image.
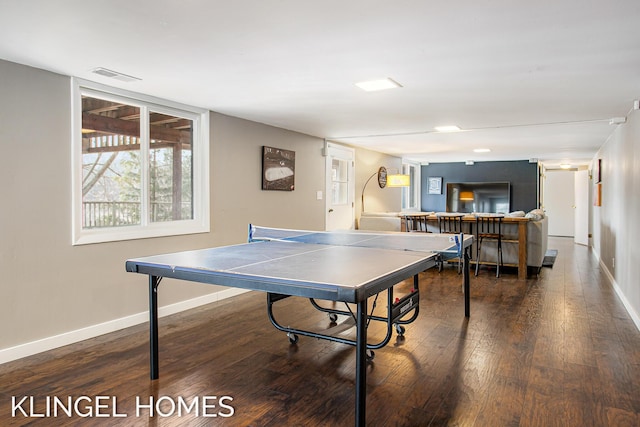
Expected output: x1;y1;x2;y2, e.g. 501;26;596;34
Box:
125;225;473;427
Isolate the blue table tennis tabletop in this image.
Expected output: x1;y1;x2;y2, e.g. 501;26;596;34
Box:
126;226;471;303
125;225;473;427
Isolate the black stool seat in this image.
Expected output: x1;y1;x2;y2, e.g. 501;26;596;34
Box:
436;212;465;273
474;214;504;277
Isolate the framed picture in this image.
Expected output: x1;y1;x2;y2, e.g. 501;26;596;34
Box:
594;183;602;206
262;146;295;191
428;177;443;194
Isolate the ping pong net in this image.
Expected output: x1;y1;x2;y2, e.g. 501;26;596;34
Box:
248;224;324;242
248;224;466;258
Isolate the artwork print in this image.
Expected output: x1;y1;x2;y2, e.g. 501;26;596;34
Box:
262;146;295;191
428;177;443;194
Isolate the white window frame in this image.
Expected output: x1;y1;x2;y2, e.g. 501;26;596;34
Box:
401;160;421;212
71;78;210;245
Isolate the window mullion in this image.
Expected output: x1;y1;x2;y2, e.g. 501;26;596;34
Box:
140;105;150;226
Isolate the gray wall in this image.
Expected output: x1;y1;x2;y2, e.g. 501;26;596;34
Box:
592;107;640;325
0;59;328;356
421;160;539;213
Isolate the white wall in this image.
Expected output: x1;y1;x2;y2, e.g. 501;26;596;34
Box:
591;107;640;329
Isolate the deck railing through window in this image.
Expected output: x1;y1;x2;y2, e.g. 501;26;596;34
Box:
83;201;192;228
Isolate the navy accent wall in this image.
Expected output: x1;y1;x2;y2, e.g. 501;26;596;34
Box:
421;160;539;213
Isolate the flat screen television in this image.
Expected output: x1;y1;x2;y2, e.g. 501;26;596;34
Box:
446;182;510;214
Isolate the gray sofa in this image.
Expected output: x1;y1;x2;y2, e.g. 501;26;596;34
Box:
473;216;549;270
358;211;402;232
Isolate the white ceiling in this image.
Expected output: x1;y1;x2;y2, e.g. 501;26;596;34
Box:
2;0;639;167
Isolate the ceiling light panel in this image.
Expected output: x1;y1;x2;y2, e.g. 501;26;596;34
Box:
355;78;402;92
434;125;461;132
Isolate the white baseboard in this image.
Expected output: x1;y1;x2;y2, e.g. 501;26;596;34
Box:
594;251;640;332
0;287;249;365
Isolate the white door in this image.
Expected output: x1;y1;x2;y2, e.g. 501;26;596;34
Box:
543;170;575;237
574;169;589;245
325;143;355;231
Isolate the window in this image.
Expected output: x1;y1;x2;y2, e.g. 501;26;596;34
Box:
401;161;421;211
331;158;349;205
72;79;209;244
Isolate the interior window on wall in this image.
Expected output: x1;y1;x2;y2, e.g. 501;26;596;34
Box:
401;161;421;211
73;80;209;244
331;158;348;205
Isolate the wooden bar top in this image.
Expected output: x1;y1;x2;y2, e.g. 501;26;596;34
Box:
401;212;530;223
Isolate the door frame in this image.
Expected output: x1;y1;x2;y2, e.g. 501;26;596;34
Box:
324;142;355;230
574;169;589;246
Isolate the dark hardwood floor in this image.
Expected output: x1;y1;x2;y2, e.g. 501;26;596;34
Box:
1;237;639;426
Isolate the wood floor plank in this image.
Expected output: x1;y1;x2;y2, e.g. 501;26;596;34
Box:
0;237;639;426
563;362;608;426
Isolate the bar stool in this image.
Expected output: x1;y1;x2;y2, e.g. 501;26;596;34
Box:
436;212;465;272
474;214;504;277
402;214;428;232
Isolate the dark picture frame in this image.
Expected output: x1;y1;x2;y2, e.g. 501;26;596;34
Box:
428;176;443;194
262;146;295;191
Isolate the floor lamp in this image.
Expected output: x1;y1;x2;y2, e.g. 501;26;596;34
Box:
361;166;410;213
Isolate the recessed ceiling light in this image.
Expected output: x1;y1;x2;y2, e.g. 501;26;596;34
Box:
560;164;572;169
474;148;491;153
434;125;461;132
355;78;402;92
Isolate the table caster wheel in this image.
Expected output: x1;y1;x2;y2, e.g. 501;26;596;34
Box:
328;313;338;323
287;332;298;344
366;349;375;362
395;324;405;336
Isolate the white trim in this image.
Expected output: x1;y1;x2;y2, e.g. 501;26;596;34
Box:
73;78;207;112
71;78;210;245
593;250;640;332
324;142;356;230
401;159;421;212
0;288;248;365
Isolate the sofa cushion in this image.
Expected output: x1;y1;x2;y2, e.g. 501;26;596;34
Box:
526;209;545;220
358;212;401;231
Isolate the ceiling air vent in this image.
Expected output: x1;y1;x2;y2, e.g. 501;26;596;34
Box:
91;67;141;82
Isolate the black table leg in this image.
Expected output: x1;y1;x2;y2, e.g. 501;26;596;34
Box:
463;248;470;317
149;275;161;380
354;299;367;427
